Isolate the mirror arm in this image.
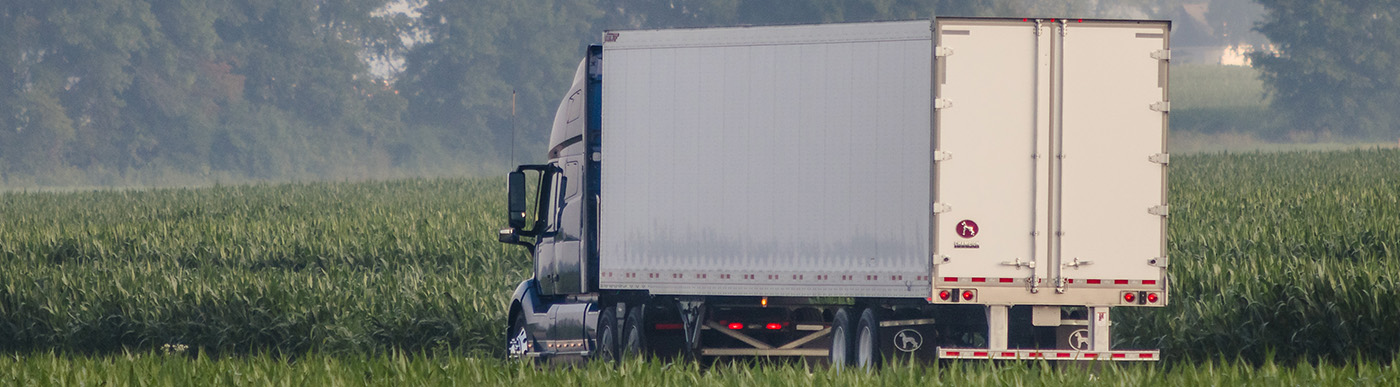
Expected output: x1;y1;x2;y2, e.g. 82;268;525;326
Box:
499;228;536;251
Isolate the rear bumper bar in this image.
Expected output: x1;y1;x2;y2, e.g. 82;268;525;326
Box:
937;347;1159;361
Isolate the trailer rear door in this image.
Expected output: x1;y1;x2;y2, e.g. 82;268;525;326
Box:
933;18;1169;306
1057;22;1169;288
931;20;1050;292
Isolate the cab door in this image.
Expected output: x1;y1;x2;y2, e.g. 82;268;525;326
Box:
535;159;584;296
534;168;564;295
552;159;585;294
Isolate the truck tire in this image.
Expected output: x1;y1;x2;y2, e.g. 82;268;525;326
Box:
828;308;855;369
855;307;882;370
595;306;620;362
506;312;531;360
621;305;647;359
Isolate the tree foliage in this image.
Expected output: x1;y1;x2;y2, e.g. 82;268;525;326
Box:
1250;0;1400;139
0;0;1218;187
0;0;412;185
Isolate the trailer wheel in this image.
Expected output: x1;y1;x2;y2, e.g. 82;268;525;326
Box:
828;308;855;369
621;305;647;359
506;312;531;360
855;308;882;370
595;306;619;362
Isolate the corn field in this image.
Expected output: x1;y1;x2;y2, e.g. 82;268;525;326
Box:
1115;148;1400;364
0;179;530;356
1;149;1398;372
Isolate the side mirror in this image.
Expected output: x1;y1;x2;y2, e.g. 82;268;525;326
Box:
507;171;527;229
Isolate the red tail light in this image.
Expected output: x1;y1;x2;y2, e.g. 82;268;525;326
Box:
765;323;782;330
961;290;974;301
728;322;743;330
1123;292;1136;303
1146;293;1159;303
938;290;951;300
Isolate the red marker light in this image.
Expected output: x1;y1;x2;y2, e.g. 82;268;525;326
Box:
1123;292;1136;303
939;290;952;300
1147;293;1160;303
961;290;975;301
728;322;744;330
765;323;782;330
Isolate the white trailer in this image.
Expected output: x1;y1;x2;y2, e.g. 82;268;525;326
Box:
500;17;1170;365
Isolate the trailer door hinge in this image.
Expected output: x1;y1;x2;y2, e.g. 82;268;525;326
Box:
1148;153;1169;165
933;150;953;162
1149;101;1170;112
1148;205;1169;216
935;46;954;57
932;202;952;214
1150;49;1171;61
934;98;954;110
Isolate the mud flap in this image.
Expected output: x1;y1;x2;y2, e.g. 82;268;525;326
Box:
879;318;939;362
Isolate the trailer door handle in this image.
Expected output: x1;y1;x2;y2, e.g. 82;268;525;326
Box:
1062;258;1093;268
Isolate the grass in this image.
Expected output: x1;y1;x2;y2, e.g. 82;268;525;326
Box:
1170;65;1270;111
0;352;1397;386
1168;64;1279;152
1167;64;1400;153
1170;132;1399;154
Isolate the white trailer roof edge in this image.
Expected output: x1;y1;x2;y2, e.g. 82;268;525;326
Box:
602;20;932;50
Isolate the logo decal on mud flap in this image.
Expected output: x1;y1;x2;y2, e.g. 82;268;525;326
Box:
893;329;923;352
956;220;979;238
1068;328;1090;351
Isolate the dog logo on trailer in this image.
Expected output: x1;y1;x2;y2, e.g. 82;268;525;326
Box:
1068;328;1090;351
956;220;979;238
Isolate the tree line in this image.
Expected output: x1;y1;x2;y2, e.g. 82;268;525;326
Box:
0;0;1387;187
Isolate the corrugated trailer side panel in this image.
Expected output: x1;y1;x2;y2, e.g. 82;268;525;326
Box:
599;21;933;297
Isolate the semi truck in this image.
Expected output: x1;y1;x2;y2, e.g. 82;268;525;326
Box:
498;17;1171;366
